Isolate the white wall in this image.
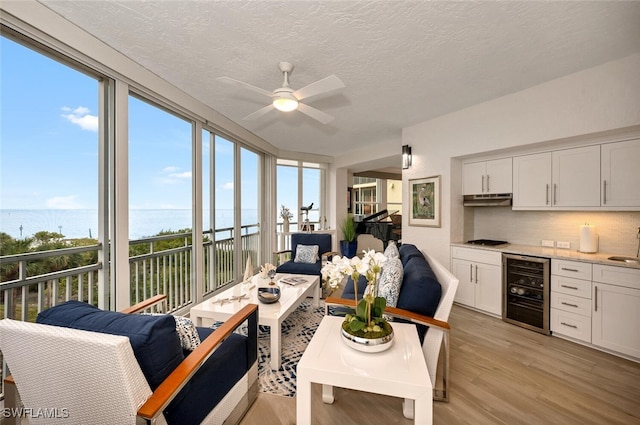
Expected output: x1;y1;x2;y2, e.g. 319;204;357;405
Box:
402;53;640;268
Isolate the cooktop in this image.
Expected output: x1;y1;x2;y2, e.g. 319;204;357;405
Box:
467;239;509;246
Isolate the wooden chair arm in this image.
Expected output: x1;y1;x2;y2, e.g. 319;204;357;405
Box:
121;294;168;314
321;251;340;258
275;249;292;255
324;296;450;332
137;303;259;421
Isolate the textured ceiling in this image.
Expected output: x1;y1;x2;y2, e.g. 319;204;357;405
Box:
38;1;640;171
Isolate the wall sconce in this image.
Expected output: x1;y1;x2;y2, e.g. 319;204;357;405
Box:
402;145;412;169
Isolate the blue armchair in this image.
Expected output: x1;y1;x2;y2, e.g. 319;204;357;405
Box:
275;233;337;277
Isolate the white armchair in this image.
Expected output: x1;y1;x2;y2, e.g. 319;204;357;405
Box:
0;295;258;425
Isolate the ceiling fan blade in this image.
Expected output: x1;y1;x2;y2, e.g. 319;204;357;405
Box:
242;104;275;121
216;76;272;98
293;75;345;101
297;103;334;125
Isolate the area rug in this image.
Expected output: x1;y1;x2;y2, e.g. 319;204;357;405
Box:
257;300;324;397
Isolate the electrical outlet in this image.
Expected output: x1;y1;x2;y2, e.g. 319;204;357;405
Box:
557;241;571;249
541;240;555;247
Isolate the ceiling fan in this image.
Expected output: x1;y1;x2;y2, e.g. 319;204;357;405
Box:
217;62;345;125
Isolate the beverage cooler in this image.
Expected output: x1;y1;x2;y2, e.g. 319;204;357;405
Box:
502;253;550;335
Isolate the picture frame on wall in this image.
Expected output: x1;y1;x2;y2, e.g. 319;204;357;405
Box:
409;175;441;227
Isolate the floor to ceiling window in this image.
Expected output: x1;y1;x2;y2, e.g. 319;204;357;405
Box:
127;95;193;308
0;33;102;314
214;135;236;286
276;159;325;234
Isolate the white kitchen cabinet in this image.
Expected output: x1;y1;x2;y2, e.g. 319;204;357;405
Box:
550;259;593;343
512;152;552;208
462;158;512;195
451;247;502;316
592;265;640;359
513;146;600;209
601;138;640;207
552;145;601;207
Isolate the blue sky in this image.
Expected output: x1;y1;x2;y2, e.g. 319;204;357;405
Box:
0;36;258;212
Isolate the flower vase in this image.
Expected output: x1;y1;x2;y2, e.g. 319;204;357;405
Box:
340;320;394;353
283;217;290;233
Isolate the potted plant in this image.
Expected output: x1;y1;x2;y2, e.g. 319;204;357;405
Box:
322;249;393;352
339;214;358;258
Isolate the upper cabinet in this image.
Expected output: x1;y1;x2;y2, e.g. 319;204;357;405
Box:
601;139;640;207
513;146;600;209
462;158;512;195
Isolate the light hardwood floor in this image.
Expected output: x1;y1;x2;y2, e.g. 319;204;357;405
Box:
239;304;640;425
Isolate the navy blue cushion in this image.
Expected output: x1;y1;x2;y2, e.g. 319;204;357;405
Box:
399;243;425;267
276;260;321;275
164;333;249;425
397;255;442;319
290;233;332;260
36;300;183;391
341;274;368;300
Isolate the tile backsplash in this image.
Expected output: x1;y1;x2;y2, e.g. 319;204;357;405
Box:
470;209;640;255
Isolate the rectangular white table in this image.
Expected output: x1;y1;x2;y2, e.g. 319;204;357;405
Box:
296;315;433;424
190;273;320;370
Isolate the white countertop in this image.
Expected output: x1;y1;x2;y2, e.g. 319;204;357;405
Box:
451;242;640;269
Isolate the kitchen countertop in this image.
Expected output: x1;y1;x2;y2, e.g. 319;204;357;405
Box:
451;242;640;270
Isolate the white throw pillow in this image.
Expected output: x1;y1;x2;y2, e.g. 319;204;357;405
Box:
383;241;400;259
378;257;404;308
294;244;319;264
142;313;201;351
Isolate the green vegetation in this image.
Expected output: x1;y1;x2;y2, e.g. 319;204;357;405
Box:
340;214;357;242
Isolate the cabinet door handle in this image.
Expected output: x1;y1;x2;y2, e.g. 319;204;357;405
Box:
553;183;558;205
603;180;607;205
561;302;579;308
594;286;598;312
546;184;550;205
560;322;578;329
486;174;490;192
561;267;579;272
481;175;485;192
560;284;579;290
475;265;479;283
470;264;473;282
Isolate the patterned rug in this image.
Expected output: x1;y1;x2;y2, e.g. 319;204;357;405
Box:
257;300;324;397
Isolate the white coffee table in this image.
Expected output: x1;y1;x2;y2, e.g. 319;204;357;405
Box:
296;315;433;425
190;273;320;370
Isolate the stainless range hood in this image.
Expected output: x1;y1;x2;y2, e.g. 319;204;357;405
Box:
463;193;512;207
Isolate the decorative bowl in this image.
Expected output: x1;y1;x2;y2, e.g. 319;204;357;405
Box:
257;287;281;304
340;326;394;353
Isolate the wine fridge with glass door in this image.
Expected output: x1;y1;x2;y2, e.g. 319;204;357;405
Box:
502;253;550;335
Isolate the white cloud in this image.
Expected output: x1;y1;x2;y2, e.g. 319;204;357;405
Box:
46;195;82;209
61;106;98;132
169;171;192;179
221;181;234;190
162;166;180;173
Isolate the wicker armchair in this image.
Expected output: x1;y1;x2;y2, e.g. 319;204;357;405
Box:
0;295;258;425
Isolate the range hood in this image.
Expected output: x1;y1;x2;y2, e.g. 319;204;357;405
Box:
463;193;513;207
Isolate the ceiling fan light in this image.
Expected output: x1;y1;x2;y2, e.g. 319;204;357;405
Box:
272;94;299;112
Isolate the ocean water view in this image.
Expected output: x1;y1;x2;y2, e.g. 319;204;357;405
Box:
0;209;258;240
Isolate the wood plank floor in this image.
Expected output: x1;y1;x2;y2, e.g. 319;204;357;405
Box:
239;304;640;425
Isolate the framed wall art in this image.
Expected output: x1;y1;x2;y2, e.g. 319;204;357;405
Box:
409;175;441;227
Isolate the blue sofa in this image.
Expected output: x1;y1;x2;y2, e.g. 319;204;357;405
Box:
340;243;442;341
36;299;257;425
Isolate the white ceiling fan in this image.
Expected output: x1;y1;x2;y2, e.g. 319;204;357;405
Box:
217;62;345;125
